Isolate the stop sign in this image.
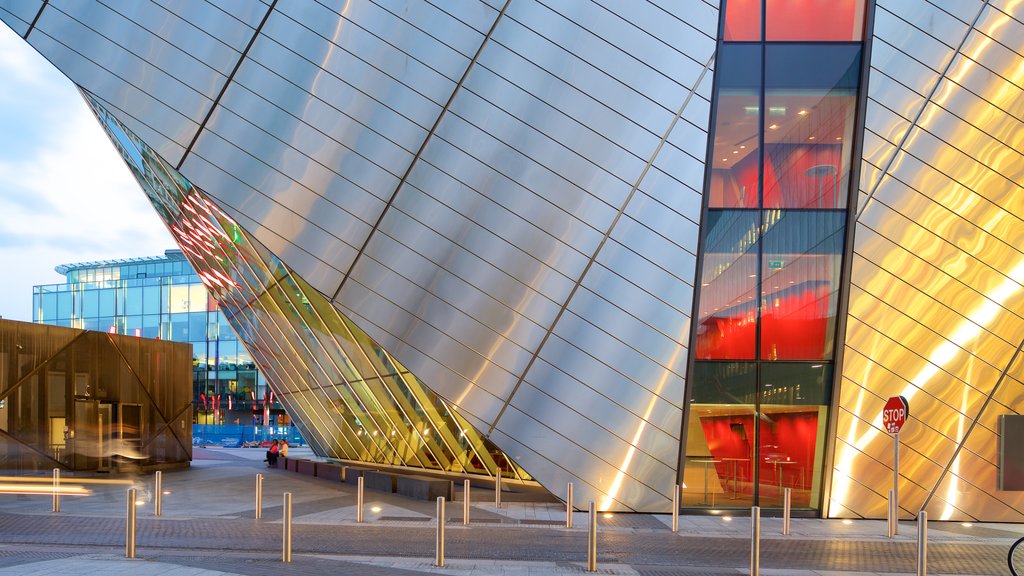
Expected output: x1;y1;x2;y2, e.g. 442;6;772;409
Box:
882;395;909;434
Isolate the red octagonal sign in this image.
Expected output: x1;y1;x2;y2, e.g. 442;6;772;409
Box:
882;395;910;434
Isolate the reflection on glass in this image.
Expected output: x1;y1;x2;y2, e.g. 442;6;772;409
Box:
766;0;866;41
763;45;861;209
708;44;762;208
684;362;756;508
760;211;844;360
759;363;831;508
695;211;759;360
85;93;531;483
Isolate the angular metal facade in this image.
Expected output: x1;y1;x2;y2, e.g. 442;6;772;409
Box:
3;0;1024;518
831;0;1024;521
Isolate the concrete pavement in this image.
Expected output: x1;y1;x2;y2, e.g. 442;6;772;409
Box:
0;447;1014;575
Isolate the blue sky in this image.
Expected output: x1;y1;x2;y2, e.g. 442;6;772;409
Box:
0;25;174;322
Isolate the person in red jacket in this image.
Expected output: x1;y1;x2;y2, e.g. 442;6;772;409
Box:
266;439;280;468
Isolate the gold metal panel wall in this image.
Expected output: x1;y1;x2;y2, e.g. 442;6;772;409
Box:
0;318;192;471
832;0;1024;521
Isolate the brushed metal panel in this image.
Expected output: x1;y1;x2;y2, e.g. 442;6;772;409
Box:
566;288;689;378
219;64;406;203
27;24;199;157
476;41;661;158
274;0;456;105
90;93;186;163
872;5;958;72
882;0;969;47
153;0;268;38
622;192;699;254
525;354;682;433
460;66;648;184
589;0;717;59
338;278;520;402
312;0;469;82
582;263;691;340
0;0;36;35
926;0;985;22
420;0;498;34
347;257;536;378
355;234;547;357
256;18;440;135
974;4;1024;52
595;240;695;317
609;216;698;286
651;141;709;193
552;311;686;399
916;103;1024;185
72;0;240;80
492;404;674;512
377;192;577;303
490;17;673;136
537;334;683;406
446;88;632;208
40;3;215;127
372;0;485;58
637;167;703;223
510;381;678;470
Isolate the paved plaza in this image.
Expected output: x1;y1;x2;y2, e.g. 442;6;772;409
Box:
0;448;1015;575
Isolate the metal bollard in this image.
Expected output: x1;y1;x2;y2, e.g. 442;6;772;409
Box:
282;492;292;562
154;471;162;517
672;484;679;533
463;479;471;526
782;487;791;535
917;510;927;576
586;501;597;572
126;488;137;558
255;473;264;519
52;468;60;513
495;470;502;509
566;481;574;529
341;465;347;482
435;496;446;567
356;476;364;523
887;489;895;538
750;506;760;576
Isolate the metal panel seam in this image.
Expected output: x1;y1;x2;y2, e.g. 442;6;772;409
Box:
487;48;716;435
919;334;1024;513
854;0;990;222
23;0;47;39
330;0;514;303
175;0;278;170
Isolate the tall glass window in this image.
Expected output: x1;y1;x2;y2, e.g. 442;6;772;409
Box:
684;0;865;512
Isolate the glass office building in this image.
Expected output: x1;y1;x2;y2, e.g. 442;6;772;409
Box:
33;251;284;435
5;0;1024;520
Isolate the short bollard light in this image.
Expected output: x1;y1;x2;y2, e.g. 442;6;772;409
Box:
282;492;292;563
671;484;680;533
566;481;574;529
586;501;597;573
782;487;791;535
750;506;760;576
435;496;446;567
356;476;365;523
463;479;471;526
495;469;502;509
255;473;264;520
154;471;162;517
126;487;137;559
52;468;60;513
917;510;927;576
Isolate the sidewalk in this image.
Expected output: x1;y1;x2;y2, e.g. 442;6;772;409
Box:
0;447;1013;575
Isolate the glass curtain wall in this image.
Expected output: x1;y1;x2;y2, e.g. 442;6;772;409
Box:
84;93;530;481
684;0;866;511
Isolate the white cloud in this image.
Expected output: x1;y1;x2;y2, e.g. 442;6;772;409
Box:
0;25;175;322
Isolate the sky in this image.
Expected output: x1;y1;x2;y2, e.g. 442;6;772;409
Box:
0;25;175;322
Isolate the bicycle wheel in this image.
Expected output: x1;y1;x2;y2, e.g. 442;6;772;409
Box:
1009;535;1024;576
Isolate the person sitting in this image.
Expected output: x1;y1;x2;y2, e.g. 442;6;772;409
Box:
280;439;289;459
266;439;280;468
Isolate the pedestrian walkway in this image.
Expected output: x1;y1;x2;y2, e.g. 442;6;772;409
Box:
0;447;1015;575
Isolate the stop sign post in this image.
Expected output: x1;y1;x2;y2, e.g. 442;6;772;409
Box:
883;395;909;536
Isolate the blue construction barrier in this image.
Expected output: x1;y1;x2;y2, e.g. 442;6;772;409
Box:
192;425;305;447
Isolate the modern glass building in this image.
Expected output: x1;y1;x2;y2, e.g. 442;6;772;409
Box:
4;0;1024;520
33;250;283;434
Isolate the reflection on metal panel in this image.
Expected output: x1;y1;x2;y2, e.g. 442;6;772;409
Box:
833;0;1024;521
85;93;530;483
